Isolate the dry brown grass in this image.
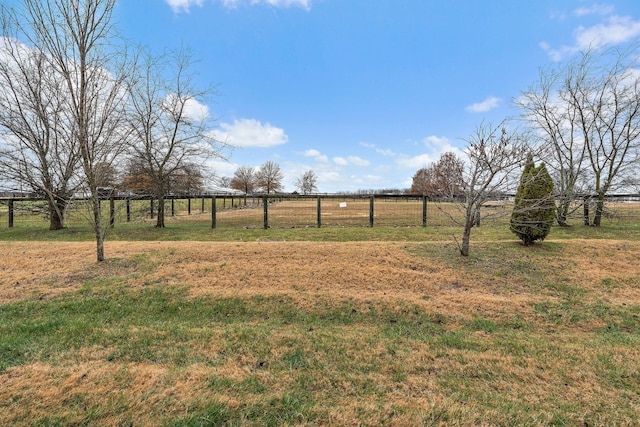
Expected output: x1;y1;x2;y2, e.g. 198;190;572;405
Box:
1;239;639;425
3;239;638;318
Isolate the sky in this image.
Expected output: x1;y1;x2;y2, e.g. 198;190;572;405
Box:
108;1;640;191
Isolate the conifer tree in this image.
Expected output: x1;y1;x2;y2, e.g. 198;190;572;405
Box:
510;155;556;246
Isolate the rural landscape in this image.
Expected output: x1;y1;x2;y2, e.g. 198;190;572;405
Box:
1;0;640;425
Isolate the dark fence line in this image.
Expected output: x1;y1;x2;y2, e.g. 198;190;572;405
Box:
1;193;639;230
0;194;428;229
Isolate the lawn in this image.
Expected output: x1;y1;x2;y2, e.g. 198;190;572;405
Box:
0;225;639;425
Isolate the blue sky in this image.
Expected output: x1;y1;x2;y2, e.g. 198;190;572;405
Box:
113;0;640;192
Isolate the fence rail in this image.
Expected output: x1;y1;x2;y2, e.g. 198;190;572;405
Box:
1;193;639;230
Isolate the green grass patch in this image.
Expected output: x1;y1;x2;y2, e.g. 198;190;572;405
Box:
1;278;638;425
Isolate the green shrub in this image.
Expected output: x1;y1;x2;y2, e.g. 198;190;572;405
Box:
510;156;556;246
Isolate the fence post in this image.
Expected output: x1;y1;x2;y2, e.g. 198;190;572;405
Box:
317;196;322;228
201;197;205;213
8;199;14;228
263;195;269;229
211;196;217;229
422;196;427;227
109;196;115;228
188;198;191;215
150;199;154;218
369;195;374;227
126;199;131;222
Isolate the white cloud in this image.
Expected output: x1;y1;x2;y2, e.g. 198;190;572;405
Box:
165;0;203;13
332;156;370;167
542;10;640;61
302;148;329;163
221;0;311;9
574;4;615;17
423;135;450;147
347;156;370;167
183;98;211;121
396;154;438;170
396;135;466;170
219;118;288;148
206;159;238;178
465;96;501;113
333;157;349;167
575;16;640;50
360;142;396;157
162;94;211;122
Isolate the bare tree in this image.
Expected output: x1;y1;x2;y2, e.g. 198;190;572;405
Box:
575;47;640;226
520;45;640;226
94;162;118;188
126;47;222;228
457;123;529;256
0;7;80;230
16;0;132;261
256;161;284;194
170;163;203;195
230;165;256;193
294;170;318;194
218;176;232;189
519;64;588;226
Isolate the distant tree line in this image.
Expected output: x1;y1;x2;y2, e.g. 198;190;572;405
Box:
225;161;318;195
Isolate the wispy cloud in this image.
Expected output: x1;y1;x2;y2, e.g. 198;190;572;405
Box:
165;0;203;13
423;135;450;147
574;4;615;17
347;156;370;167
575;15;640;49
465;96;501;113
332;156;370;167
396;135;465;170
360;142;396;157
221;0;311;9
333;157;349;167
542;6;640;61
219;118;287;148
167;0;310;12
302;148;329;163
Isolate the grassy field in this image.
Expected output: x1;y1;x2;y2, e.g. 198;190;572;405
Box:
0;218;639;425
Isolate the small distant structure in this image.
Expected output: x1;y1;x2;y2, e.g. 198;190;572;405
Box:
203;184;245;195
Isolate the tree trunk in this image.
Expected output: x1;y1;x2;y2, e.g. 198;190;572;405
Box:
93;194;105;262
593;193;605;227
156;196;165;228
583;197;591;226
460;222;472;257
49;198;66;230
556;196;571;227
474;206;481;227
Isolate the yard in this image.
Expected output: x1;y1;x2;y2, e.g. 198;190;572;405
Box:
0;225;639;425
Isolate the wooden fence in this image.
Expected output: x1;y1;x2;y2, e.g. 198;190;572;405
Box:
1;193;639;229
